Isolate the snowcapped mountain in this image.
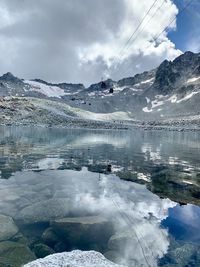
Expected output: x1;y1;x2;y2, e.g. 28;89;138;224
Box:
0;73;85;99
0;51;200;127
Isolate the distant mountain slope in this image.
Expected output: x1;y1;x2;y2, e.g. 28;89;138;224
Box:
0;97;132;129
0;51;200;125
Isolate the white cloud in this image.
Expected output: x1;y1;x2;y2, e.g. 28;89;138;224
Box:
0;168;176;266
0;0;182;85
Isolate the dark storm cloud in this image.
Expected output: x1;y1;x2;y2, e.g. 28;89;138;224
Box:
0;0;124;43
0;0;126;84
0;0;179;85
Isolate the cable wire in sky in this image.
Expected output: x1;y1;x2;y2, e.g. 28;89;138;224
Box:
111;0;194;79
118;0;160;58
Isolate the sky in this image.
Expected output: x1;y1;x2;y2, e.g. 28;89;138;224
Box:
0;0;199;86
169;0;200;52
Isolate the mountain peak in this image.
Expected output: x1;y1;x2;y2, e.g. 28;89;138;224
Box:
173;51;200;64
0;72;23;83
2;72;15;78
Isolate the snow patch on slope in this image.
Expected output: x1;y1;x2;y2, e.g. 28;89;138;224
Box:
82;111;132;121
135;78;154;87
31;97;132;122
143;90;200;113
143;107;152;113
186;76;200;84
169;92;200;103
176;91;200;103
169;95;177;103
143;95;165;113
146;97;150;104
25;80;66;98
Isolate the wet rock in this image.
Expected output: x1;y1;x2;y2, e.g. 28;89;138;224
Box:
10;232;29;245
108;231;133;250
17;198;70;223
54;241;68;253
117;171;145;184
0;214;18;241
42;227;60;246
0;241;36;267
33;243;55;258
19;222;49;248
51;215;114;250
104;250;123;264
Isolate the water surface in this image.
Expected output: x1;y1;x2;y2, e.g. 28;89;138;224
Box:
0;126;200;267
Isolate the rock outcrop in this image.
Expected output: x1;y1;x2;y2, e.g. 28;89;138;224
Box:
23;250;126;267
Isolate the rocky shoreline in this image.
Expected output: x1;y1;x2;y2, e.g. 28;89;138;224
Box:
0;97;200;132
1;120;200;132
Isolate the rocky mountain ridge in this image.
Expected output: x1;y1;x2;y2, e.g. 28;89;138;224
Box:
0;51;200;128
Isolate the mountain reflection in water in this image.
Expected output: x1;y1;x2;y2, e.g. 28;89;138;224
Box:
0;126;200;266
0;168;173;266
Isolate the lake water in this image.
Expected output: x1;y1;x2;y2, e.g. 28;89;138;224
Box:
0;126;200;267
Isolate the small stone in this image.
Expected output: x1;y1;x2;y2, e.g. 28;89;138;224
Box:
42;228;60;246
54;241;67;253
33;243;55;258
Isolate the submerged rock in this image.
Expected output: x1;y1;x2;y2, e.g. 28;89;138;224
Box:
108;231;133;250
10;232;29;245
0;241;36;267
0;214;18;241
17;198;70;223
33;243;55;258
54;241;68;253
51;216;113;250
23;250;126;267
104;250;124;264
42;227;60;246
108;226;169;267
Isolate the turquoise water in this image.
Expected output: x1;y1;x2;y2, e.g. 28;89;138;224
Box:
0;126;200;266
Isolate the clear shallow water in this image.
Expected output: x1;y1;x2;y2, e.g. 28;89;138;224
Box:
0;126;200;267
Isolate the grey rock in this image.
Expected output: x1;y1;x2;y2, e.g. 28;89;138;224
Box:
51;216;113;249
42;227;60;246
0;241;36;267
104;250;124;264
10;232;29;245
33;243;55;258
0;214;18;241
17;198;70;223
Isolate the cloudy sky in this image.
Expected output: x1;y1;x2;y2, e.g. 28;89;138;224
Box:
0;0;199;86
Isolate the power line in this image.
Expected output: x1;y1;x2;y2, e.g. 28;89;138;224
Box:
110;195;151;267
99;173;151;267
118;0;160;58
111;0;194;79
111;0;165;77
122;0;166;55
153;0;194;43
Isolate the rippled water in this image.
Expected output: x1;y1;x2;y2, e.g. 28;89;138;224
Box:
0;126;200;267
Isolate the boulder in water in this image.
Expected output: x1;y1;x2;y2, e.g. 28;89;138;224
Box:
51;215;114;250
0;214;18;241
0;241;36;267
